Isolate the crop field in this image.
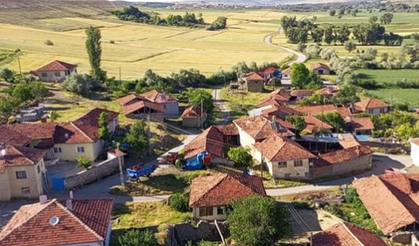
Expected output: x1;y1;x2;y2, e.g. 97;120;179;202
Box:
366;88;419;106
0;8;299;79
357;69;419;84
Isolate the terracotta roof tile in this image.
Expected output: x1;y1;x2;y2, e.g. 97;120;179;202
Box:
116;94;138;106
245;72;264;81
311;62;330;71
122;100;164;116
184;126;225;159
181;106;204;119
74;108;118;127
0;199;113;246
259;66;277;75
317;145;371;166
281;68;291;75
0;126;32;146
35;60;77;72
346;117;375;131
290;89;314;97
139;90;178;103
254;134;316;162
315;86;339;96
303;115;333;134
354;98;389;111
54;122;94;144
214;124;239;136
0;145;46;173
189;172;266;207
296;104;338;115
411;138;419;146
5;123;57;140
353;173;419;234
339;138;362;149
261;104;300;118
312;222;387;246
234;116;293;142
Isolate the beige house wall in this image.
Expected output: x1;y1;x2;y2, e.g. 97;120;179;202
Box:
246;80;264;92
192;206;227;221
365;107;389;116
0;159;46;201
54;141;103;162
36;70;75;83
266;158;311;179
235;125;256;148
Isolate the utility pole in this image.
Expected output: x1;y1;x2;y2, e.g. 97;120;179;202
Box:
119;67;122;84
260;152;264;180
200;97;204;128
147;115;151;156
117;143;125;187
17;56;23;81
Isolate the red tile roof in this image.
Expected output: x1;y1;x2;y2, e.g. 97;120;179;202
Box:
189;172;266;207
259;66;277;75
303;115;333;134
297;104;339;115
116;94;138;106
122;100;164;116
234;116;294;142
311;62;330;71
0;126;32;146
339;138;362;149
35;60;77;72
4;123;57;140
245;72;264;81
411;138;419;146
312;222;388;246
139;90;178;103
74;108;118;127
315;86;339;96
281;68;291;75
354;98;389;111
184;126;225;159
254;134;316;162
214;124;239;136
317;145;372;166
261;104;300;118
0;199;113;246
256;98;285;108
290;89;314;97
353;173;419;235
345;117;375;131
0;145;46;173
54;122;94;144
181;106;204;119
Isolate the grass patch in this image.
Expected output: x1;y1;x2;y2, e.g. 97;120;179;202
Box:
366;88;419;106
358;69;419;84
109;169;213;196
220;87;270;119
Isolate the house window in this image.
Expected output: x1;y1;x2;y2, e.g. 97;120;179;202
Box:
318;70;324;75
37;165;41;174
41;73;48;77
54;147;62;153
294;160;303;167
21;187;31;195
16;171;27;179
54;72;60;77
76;147;85;153
199;207;213;217
278;162;287;168
217;207;225;215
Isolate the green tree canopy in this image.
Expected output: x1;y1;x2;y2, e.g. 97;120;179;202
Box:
62;73;92;97
286;115;306;136
0;68;14;82
86;26;106;81
227;147;253;167
118;230;157;246
98;112;110;142
227;195;290;246
187;89;214;114
290;63;310;89
316;112;345;133
125;120;148;152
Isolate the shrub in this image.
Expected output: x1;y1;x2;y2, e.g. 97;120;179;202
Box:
227;147;253;167
45;40;54;46
76;156;91;170
118;230;158;246
169;193;189;212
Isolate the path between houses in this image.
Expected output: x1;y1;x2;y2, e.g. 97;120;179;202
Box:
264;33;307;65
211;88;231;125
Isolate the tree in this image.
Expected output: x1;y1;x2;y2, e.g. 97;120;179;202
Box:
333;84;360;104
98;112;110;142
290;63;310;89
227;147;253;167
125;120;148;152
62;73;92;96
344;41;357;53
77;156;91;170
311;28;324;43
227;195;290;246
369;16;378;24
316;112;345;133
118;230;157;246
324;26;335;45
380;13;394;25
207;16;227;30
86;26;106;81
335;25;350;45
169;193;189;212
187;89;214;114
0;68;14;82
412;33;419;43
286;115;306;136
50;111;59;122
329;10;336;16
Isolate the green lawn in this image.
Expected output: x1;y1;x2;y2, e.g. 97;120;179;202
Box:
366;88;419;106
357;69;419;84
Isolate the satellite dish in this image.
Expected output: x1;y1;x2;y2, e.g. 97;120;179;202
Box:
0;149;5;156
49;216;60;226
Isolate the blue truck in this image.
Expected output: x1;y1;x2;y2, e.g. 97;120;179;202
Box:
126;164;155;180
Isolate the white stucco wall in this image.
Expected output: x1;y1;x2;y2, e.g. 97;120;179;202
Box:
192;206;227;221
412;143;419;166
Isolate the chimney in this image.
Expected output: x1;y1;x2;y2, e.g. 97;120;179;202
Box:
39;195;48;204
69;190;74;199
66;199;73;211
41;118;47;123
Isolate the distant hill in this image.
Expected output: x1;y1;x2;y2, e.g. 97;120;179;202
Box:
0;0;118;29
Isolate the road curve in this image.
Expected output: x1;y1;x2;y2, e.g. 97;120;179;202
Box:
264;34;307;65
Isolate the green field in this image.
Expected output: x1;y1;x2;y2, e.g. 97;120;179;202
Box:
357;69;419;84
366;88;419;106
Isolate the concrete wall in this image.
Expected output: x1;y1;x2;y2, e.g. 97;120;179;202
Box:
412;143;419;166
192;206;227;221
54;141;103;162
182;114;206;128
0;159;46;201
36;69;75;82
128;113;164;122
311;165;333;179
365;107;389;116
236;125;256;148
266;158;311;179
246;80;264;92
64;154;123;190
164;102;179;117
313;68;330;75
331;154;372;176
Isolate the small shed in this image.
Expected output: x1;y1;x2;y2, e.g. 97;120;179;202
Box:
244;72;264;92
181;106;206;128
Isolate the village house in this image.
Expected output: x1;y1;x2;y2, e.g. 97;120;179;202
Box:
345;117;375;136
53;108;119;162
0;197;114;246
181;106;206;128
244;72;265;92
315;85;340;97
310;222;388;246
411;138;419;166
189;172;266;221
140;90;179;117
31;60;77;82
353;98;390;116
311;62;331;75
0;145;47;201
296;104;354;118
214;124;240;146
303;115;333;135
254;134;316;179
281;67;291;80
249;104;299;120
289;89;314;101
353;173;419;236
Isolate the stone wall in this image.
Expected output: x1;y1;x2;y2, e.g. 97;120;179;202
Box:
64;155;124;190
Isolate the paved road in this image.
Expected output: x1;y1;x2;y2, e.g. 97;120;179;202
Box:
211;88;231;125
264;34;307;65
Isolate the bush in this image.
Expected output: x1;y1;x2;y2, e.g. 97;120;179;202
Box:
169;193;189;212
45;40;54;46
62;73;92;97
227;147;253;167
118;230;158;246
76;155;91;170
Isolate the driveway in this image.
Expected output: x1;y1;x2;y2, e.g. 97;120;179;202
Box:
211;88;231;125
267;153;412;197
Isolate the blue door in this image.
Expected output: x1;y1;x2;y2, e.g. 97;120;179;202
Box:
51;178;65;191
